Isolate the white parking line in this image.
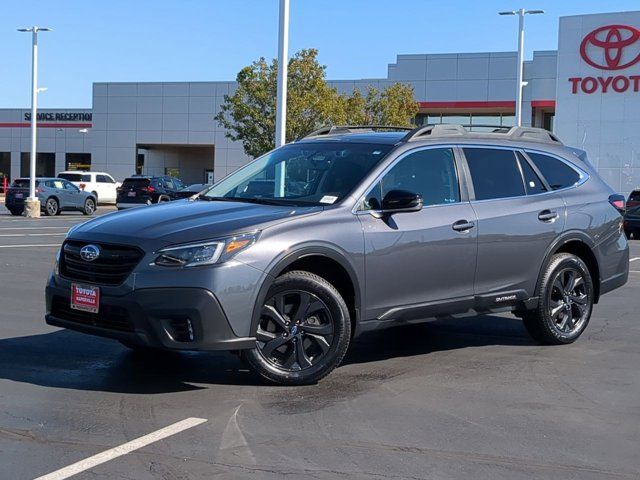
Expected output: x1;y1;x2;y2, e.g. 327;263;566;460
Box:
630;257;640;262
34;417;207;480
0;244;60;248
0;233;66;237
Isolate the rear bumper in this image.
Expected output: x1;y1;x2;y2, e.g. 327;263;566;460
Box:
45;277;256;351
116;202;149;209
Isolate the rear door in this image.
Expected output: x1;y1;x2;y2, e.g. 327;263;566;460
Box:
461;146;566;301
62;180;83;208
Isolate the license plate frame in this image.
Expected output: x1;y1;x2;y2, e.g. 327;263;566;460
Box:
127;191;136;197
15;193;23;199
71;283;100;314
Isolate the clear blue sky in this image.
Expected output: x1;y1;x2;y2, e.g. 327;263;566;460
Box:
1;0;638;108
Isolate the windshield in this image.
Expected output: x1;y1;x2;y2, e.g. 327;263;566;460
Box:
203;142;393;206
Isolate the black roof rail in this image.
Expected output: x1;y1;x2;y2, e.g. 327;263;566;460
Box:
401;124;562;145
302;125;414;139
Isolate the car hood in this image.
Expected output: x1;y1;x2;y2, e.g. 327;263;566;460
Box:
69;199;321;248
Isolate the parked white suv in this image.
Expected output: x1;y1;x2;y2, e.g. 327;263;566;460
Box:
57;171;120;204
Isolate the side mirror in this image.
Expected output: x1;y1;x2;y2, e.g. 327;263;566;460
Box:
376;189;423;216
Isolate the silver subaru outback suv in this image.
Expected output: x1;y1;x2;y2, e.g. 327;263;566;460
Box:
46;125;629;385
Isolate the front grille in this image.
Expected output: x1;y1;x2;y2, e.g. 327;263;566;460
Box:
51;296;134;332
60;240;144;285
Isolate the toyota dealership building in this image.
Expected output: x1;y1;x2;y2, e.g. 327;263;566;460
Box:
0;10;638;193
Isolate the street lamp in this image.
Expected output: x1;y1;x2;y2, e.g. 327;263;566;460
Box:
499;9;544;126
274;0;289;197
18;26;51;218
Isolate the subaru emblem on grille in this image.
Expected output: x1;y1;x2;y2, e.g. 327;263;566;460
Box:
79;244;101;262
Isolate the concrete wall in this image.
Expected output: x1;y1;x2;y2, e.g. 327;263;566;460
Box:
91;82;250;182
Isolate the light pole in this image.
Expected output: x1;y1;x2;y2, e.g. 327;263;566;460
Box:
274;0;289;197
499;9;543;126
18;26;51;218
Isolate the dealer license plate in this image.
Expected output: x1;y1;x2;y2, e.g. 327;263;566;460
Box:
71;283;100;314
128;191;136;197
15;193;23;199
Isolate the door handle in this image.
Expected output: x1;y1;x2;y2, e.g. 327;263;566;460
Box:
538;210;559;222
452;219;475;232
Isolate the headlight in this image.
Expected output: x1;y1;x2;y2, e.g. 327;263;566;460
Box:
153;232;259;268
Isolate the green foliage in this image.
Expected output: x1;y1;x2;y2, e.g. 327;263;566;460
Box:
215;49;419;158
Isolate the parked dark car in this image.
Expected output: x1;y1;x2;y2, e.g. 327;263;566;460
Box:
116;175;190;209
46;125;628;385
5;177;97;216
623;190;640;238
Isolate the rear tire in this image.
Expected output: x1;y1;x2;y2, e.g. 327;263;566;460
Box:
242;271;351;385
8;208;22;216
625;229;632;239
522;253;594;345
44;197;59;216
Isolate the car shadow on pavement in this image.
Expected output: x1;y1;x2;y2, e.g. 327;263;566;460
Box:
0;329;259;393
0;315;534;393
344;314;535;366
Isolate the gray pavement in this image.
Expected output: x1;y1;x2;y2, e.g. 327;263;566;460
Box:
0;204;638;479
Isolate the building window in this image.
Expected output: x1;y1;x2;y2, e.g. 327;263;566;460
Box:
0;152;10;190
136;153;145;175
416;112;516;130
65;153;91;171
20;152;55;177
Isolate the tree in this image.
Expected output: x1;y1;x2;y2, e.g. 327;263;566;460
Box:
215;49;419;158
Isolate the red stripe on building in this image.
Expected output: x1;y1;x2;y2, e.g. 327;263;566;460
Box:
0;123;93;128
530;100;556;108
418;101;516;109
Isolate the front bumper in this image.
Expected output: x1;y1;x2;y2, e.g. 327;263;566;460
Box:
45;277;256;351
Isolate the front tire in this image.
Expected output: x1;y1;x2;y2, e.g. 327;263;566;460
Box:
83;197;96;215
522;253;594;345
242;271;351;385
44;197;59;216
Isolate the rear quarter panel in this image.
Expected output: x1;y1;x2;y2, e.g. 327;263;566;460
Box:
561;174;628;287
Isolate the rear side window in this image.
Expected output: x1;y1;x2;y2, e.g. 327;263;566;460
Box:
58;173;91;182
516;152;547;195
464;148;525;200
122;178;150;189
97;174;114;183
527;152;581;190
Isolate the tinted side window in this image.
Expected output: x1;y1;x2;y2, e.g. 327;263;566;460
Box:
464;148;525;200
527;152;580;190
380;148;460;207
96;175;113;183
517;152;547;195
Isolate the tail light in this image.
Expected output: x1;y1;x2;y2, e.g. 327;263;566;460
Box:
609;194;626;214
142;185;155;193
79;183;86;190
116;187;123;193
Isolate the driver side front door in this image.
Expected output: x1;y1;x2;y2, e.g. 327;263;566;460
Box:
357;146;478;323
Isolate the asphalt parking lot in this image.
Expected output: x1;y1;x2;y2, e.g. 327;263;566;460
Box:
0;205;638;480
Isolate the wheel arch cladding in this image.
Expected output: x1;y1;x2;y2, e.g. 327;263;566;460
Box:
251;249;361;338
550;239;601;303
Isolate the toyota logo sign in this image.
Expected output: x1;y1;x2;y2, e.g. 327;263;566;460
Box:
79;244;101;262
580;24;640;70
